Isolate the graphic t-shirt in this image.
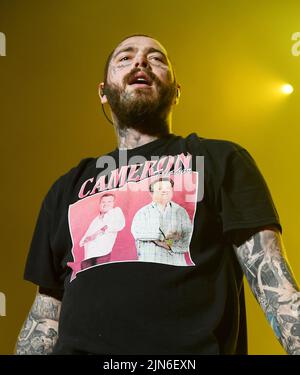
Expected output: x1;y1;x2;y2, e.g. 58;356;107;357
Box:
24;132;282;354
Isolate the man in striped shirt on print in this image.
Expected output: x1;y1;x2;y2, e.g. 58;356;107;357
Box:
131;177;193;266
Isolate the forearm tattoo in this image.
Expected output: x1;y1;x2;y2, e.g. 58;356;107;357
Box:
15;293;61;355
233;230;300;355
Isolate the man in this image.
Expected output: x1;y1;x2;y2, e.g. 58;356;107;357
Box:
16;34;300;355
80;193;125;269
131;177;193;266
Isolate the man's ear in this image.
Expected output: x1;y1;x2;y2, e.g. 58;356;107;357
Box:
98;82;108;104
174;84;181;105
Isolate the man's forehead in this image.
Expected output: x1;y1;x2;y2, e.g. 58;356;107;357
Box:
114;36;168;56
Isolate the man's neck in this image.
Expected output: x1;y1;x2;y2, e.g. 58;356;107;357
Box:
116;127;169;150
112;111;172;150
153;200;170;210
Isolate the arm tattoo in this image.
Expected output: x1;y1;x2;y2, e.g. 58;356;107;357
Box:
15;293;61;355
233;229;300;355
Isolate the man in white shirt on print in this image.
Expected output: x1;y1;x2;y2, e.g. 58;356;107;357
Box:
80;193;125;269
131;177;193;266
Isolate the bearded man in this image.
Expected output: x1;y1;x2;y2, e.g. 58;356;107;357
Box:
16;34;300;355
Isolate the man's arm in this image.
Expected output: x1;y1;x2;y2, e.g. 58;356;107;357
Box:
232;226;300;355
15;291;61;355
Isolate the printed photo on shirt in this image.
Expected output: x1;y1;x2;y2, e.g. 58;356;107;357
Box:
131;177;194;266
67;171;198;280
79;193;125;270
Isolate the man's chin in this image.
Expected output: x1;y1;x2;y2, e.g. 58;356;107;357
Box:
126;86;155;97
122;93;158;108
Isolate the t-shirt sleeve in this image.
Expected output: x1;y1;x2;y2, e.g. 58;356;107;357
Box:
23;179;65;291
219;146;282;236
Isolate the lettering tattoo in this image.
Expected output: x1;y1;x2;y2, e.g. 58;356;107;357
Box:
234;229;300;354
15;293;61;355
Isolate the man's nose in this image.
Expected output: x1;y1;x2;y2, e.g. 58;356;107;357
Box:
134;54;150;69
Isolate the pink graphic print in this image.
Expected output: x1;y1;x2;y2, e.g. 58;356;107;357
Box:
67;172;198;281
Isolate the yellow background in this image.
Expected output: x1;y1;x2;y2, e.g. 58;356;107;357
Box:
0;0;299;355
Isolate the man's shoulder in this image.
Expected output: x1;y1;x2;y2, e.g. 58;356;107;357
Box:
111;206;123;214
45;157;96;201
63;156;96;180
184;132;246;156
135;201;154;213
170;200;186;209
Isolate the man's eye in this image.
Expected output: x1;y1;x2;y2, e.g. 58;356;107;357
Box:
120;56;130;62
151;56;163;62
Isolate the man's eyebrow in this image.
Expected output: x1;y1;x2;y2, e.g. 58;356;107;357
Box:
113;46;135;59
146;47;168;59
113;46;168;61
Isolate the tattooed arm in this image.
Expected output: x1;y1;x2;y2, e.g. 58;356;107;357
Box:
15;292;61;355
233;226;300;355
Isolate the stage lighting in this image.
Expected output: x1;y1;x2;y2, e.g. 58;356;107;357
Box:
281;84;294;95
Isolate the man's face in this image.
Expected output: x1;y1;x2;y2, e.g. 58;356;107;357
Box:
100;36;179;133
99;196;115;213
151;180;173;204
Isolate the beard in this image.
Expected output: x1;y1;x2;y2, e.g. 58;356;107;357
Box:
104;68;177;136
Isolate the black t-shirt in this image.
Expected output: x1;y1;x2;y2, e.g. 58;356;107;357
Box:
24;132;282;354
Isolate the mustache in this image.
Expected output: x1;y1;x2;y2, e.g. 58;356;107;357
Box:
123;68;159;87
